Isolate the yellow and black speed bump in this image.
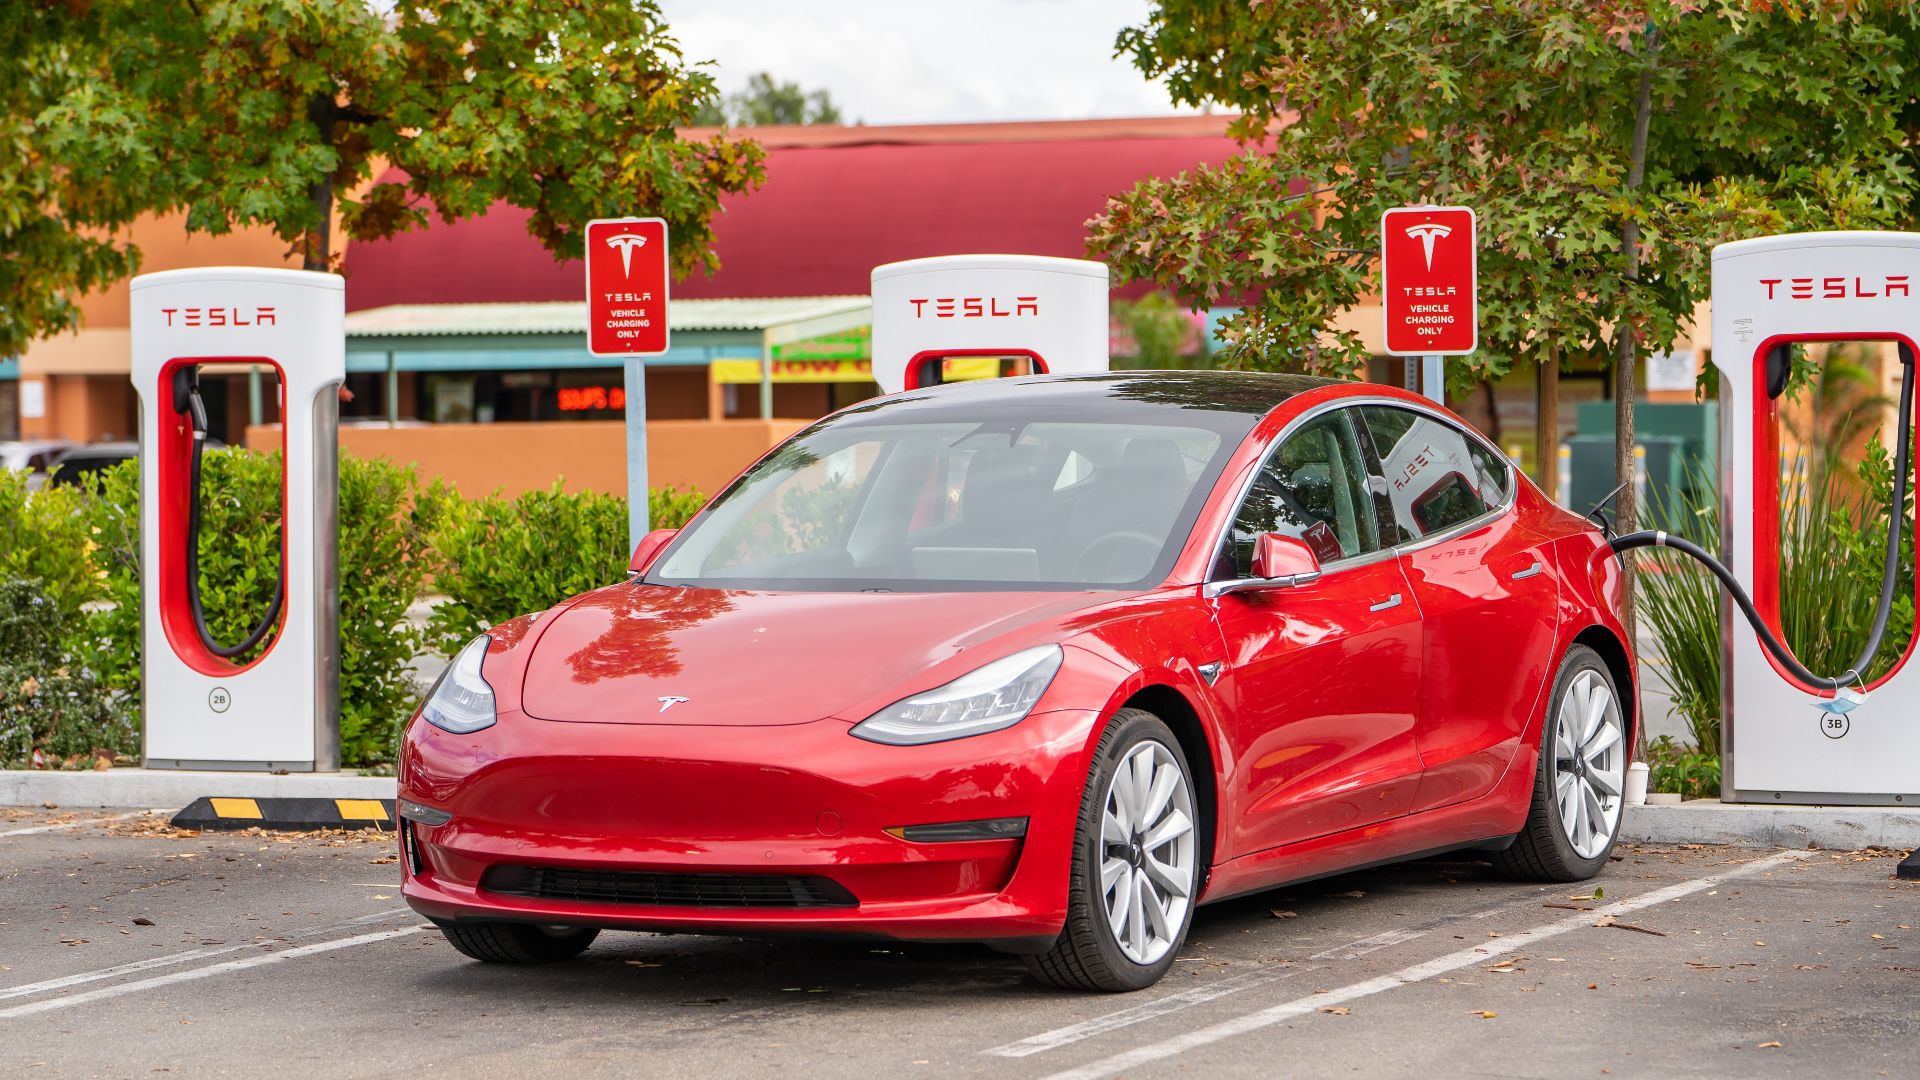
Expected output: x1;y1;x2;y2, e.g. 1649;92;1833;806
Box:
170;796;396;831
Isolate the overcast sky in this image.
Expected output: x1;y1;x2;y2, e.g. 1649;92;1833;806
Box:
658;0;1190;125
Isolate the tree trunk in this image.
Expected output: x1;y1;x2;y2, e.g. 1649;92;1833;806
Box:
1618;26;1660;761
1537;347;1559;500
1481;379;1503;446
303;93;333;272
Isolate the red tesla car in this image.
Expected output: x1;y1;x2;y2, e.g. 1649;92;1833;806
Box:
398;372;1634;991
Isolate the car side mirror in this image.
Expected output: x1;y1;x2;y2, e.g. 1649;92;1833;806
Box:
1251;532;1322;585
628;528;679;575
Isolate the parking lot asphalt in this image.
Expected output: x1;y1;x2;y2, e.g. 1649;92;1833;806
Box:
2;804;1915;1079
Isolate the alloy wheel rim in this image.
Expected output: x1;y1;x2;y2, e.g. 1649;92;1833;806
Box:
1098;739;1197;966
1552;669;1625;860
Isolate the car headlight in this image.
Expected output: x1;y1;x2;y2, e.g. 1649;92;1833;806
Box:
421;635;497;734
852;645;1063;746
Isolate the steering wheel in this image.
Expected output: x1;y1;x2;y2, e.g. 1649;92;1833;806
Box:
1073;530;1162;582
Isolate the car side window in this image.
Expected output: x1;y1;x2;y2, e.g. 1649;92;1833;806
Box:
1357;405;1512;541
1220;410;1379;577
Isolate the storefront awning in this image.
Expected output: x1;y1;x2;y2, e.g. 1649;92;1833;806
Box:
345;297;870;371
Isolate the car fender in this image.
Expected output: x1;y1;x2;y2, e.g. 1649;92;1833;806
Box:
1056;596;1239;871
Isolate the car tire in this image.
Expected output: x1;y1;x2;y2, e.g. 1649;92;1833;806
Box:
1028;708;1200;992
1492;644;1629;883
435;920;600;963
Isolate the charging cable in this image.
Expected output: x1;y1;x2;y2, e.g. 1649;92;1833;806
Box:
171;368;286;659
1608;342;1914;694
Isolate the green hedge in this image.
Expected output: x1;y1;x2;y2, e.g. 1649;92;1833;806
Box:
0;457;706;770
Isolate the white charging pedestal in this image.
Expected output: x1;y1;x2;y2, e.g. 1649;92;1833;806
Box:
1713;232;1920;803
870;255;1110;393
131;268;344;771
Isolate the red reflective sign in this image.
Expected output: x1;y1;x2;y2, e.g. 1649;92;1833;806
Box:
586;217;670;356
1381;206;1476;356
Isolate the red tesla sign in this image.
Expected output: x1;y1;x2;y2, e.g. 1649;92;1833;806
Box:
586;217;670;356
1381;205;1476;356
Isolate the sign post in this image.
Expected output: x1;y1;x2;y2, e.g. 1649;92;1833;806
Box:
585;217;670;552
1381;205;1477;406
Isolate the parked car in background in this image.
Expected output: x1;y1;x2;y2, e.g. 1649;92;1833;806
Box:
399;371;1636;992
0;439;75;491
44;442;142;494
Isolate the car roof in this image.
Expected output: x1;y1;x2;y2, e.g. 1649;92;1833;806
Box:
848;369;1340;420
54;442;140;462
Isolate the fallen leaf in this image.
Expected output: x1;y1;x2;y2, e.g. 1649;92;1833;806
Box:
1759;1041;1782;1049
1319;1006;1350;1015
1327;890;1366;899
1544;902;1593;912
59;938;87;946
624;960;662;968
369;856;397;865
1270;909;1298;919
132;917;154;927
1586;983;1600;990
1474;1010;1498;1019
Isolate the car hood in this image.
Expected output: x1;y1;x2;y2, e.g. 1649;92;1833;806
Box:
518;583;1109;726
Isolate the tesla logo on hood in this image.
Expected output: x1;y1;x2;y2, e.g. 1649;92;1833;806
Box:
657;695;689;713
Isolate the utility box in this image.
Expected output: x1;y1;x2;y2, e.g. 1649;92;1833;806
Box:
1566;434;1684;517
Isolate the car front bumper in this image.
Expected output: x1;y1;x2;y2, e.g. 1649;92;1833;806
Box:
396;708;1100;947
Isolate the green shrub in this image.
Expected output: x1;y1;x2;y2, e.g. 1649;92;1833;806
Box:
0;469;101;618
426;481;703;655
1646;735;1720;801
337;458;446;767
0;578;132;768
1640;466;1723;757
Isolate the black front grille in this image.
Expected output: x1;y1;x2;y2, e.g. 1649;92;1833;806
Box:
481;865;857;909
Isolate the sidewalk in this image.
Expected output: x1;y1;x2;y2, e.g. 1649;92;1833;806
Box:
0;768;395;810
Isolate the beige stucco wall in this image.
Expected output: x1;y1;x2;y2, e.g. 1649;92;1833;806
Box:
246;417;808;500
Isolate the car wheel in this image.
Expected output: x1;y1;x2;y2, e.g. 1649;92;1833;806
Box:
1028;708;1200;992
1492;644;1628;882
435;920;600;963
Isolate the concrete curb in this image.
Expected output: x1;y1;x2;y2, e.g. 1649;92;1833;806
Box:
0;768;396;810
1622;799;1920;850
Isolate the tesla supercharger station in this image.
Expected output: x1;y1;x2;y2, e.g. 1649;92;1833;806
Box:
871;255;1110;393
131;268;344;772
1713;233;1920;803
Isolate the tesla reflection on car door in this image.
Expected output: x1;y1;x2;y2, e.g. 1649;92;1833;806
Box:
1207;409;1425;856
1357;405;1563;814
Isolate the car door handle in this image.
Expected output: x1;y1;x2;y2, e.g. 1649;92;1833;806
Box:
1368;593;1403;612
1511;561;1545;581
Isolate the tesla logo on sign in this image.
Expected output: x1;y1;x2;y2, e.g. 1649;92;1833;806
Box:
586;217;670;356
1381;206;1477;356
1403;223;1452;271
603;232;649;276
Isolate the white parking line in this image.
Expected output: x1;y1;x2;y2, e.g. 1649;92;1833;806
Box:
0;909;411;1003
1038;850;1811;1080
0;811;160;838
985;891;1541;1058
0;924;428;1021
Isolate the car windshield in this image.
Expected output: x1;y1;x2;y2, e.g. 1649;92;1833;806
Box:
648;399;1255;592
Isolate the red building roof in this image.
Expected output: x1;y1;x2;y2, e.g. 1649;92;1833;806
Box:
343;116;1245;311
